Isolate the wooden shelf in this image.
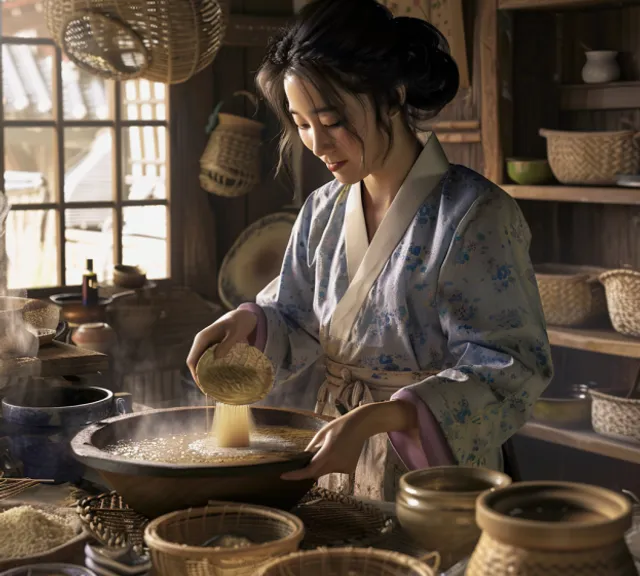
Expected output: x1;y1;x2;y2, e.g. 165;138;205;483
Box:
519;421;640;464
560;82;640;111
503;184;640;205
548;327;640;359
499;0;621;9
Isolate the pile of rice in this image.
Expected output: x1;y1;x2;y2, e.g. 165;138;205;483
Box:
0;505;77;559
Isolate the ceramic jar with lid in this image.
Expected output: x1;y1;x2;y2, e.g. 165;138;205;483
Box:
467;481;636;576
396;466;512;570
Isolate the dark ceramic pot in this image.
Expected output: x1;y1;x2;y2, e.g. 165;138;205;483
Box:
2;384;132;483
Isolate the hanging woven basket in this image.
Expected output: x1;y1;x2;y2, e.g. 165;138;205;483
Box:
200;90;264;198
44;0;227;84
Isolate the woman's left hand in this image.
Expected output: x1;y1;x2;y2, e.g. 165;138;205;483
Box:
281;400;417;481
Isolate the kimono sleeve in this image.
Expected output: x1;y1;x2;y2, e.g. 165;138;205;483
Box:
247;196;323;383
392;190;553;467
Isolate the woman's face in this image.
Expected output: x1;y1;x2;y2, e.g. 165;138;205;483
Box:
284;73;389;184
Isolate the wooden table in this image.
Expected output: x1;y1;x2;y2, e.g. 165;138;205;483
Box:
37;341;108;377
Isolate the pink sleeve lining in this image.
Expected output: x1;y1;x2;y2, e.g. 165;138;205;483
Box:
388;388;456;469
237;303;267;352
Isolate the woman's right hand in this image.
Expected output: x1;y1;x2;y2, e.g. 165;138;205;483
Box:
186;308;258;384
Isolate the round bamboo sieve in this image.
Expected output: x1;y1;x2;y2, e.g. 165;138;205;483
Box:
196;343;274;405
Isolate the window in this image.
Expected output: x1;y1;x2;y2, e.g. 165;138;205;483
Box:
2;0;170;290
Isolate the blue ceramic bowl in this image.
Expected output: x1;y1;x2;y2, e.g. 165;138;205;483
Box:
2;384;131;483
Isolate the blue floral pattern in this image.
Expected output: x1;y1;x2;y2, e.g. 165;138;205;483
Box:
257;164;552;467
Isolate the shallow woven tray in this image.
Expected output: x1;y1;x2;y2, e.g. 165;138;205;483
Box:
76;491;149;554
76;487;395;554
293;487;394;549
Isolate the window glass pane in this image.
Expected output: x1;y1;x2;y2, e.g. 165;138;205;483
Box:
123;206;167;279
2;1;51;38
3;43;55;120
122;79;166;121
64;127;113;202
65;208;115;285
4;127;56;204
6;209;58;289
63;61;114;120
123;126;166;200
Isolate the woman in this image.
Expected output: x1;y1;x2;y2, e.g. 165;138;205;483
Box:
187;0;552;501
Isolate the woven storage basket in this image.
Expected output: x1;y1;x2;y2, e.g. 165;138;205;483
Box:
256;547;440;576
200;91;263;198
599;269;640;337
539;128;640;185
535;264;607;327
590;378;640;443
44;0;226;83
144;502;304;576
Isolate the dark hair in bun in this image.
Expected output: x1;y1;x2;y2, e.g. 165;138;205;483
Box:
257;0;459;173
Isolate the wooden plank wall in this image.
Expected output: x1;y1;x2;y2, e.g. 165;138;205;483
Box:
206;0;295;273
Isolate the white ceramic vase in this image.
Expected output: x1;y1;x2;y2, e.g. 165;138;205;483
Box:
581;51;620;84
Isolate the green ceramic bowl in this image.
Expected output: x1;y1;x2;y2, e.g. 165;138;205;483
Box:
506;158;554;185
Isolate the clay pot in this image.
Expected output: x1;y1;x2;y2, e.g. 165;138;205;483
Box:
396;466;512;570
72;322;117;354
113;264;147;290
467;481;636;576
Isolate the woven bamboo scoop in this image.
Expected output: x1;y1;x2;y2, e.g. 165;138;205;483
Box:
195;343;274;404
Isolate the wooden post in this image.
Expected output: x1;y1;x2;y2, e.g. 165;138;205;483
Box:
479;0;503;185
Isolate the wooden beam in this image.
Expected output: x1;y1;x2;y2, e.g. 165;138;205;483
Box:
224;15;291;48
559;82;640;111
169;71;218;300
480;0;503;184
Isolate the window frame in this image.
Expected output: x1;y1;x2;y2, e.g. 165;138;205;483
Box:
0;31;175;296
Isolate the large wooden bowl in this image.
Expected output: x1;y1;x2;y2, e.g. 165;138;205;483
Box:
71;406;330;518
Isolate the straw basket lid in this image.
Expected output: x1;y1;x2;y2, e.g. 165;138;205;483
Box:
44;0;227;84
195;342;274;404
256;547;441;576
218;212;297;310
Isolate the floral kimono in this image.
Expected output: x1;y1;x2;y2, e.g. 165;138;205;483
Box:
240;133;553;501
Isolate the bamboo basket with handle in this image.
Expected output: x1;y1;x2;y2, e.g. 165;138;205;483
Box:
44;0;226;84
200;91;264;198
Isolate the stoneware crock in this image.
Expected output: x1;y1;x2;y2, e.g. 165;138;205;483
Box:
2;384;132;483
467;481;636;576
396;465;512;570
